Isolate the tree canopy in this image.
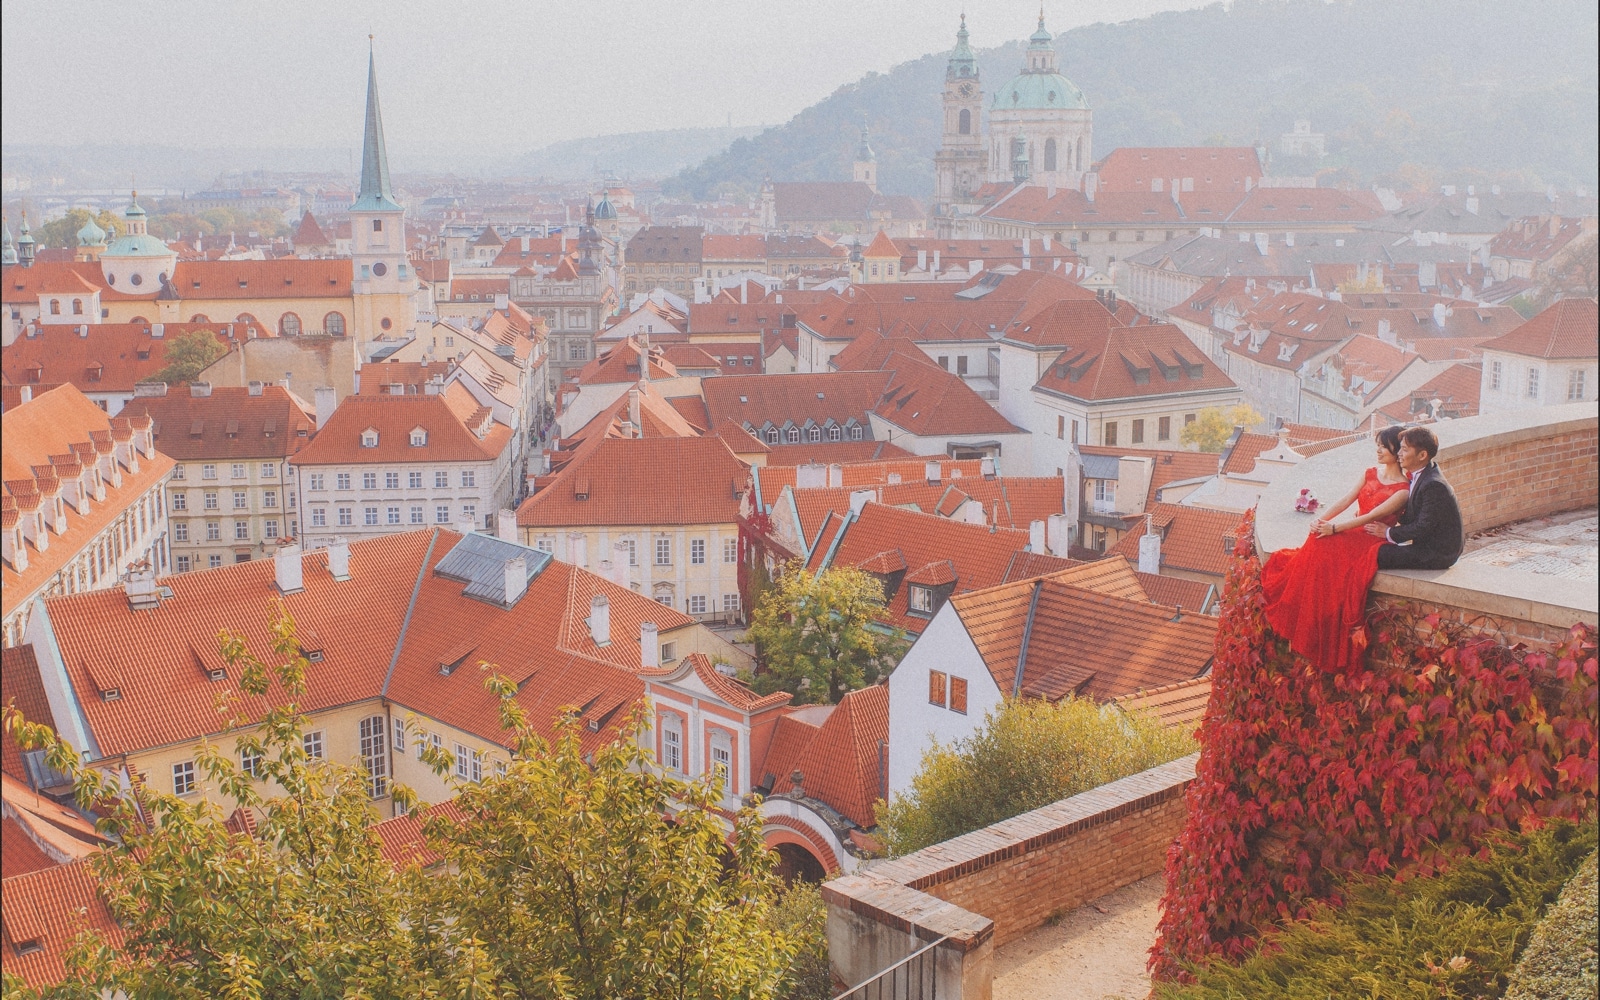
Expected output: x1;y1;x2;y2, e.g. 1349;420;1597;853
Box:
1181;404;1264;453
746;566;906;705
875;696;1194;856
151;329;228;385
35;209;120;250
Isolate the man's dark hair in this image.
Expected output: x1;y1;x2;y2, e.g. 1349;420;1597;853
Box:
1400;426;1440;462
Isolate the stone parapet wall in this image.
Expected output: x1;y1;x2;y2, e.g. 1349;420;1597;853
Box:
1437;418;1598;536
823;754;1197;999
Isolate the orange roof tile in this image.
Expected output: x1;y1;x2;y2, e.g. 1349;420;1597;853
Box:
1477;297;1597;359
1114;675;1212;729
2;324;235;394
358;361;453;396
1033;323;1236;402
121;385;315;462
0;858;121;987
172;259;353;300
1;817;57;878
518;436;747;528
290;387;511;466
1108;502;1243;579
1094;147;1262;194
2;645;56;782
781;684;887;827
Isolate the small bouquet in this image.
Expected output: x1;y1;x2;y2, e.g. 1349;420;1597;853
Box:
1295;489;1320;513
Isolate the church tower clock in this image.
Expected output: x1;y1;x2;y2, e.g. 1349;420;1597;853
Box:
933;16;987;234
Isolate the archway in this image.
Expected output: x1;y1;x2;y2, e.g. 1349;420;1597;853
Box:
772;842;827;884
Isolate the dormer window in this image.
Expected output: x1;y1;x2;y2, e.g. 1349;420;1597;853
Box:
361;429;379;448
208;668;226;682
909;586;935;614
409;428;427;447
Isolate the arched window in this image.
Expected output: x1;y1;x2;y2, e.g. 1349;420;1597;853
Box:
958;108;971;135
72;299;84;315
783;427;798;443
1044;139;1057;172
279;313;301;337
49;299;61;315
828;425;841;442
324;312;346;337
236;313;258;325
189;314;210;323
807;426;821;443
765;428;779;445
850;425;863;441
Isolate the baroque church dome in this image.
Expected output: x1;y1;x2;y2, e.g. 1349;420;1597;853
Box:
991;15;1088;112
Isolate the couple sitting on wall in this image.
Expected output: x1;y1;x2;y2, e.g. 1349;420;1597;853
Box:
1262;425;1464;673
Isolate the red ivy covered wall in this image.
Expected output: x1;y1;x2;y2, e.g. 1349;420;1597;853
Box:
1152;510;1598;979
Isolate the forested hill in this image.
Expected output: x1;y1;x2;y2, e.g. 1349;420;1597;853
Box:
665;0;1599;200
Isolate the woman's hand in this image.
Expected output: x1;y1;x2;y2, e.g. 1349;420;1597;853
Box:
1314;521;1337;537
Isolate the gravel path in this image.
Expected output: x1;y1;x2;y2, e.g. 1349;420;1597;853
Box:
990;875;1164;1000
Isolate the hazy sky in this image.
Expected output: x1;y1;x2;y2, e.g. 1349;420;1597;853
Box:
2;0;1212;157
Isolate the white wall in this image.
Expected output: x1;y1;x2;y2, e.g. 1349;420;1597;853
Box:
886;603;1004;798
1480;351;1598;415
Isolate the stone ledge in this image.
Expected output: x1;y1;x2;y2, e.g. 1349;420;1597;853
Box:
1373;563;1597;628
821;874;995;952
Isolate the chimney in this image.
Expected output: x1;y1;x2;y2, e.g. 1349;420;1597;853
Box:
924;460;941;485
1046;513;1071;556
494;292;509;311
124;563;159;610
189;381;212;397
1285;232;1294;247
326;538;350;581
627;388;641;431
151;323;165;339
1137;515;1161;574
980;456;996;479
962;499;986;524
640;621;659;668
19;386;32;404
741;281;748;304
521;235;530;252
1022;236;1031;258
611;540;633;588
567;532;588;567
496;509;518;542
827;463;843;488
1432;302;1448;329
314;386;337;430
916;249;927;270
932;250;941;273
1029;519;1046;552
849;489;874;516
796;463;826;489
503;556;527;606
275;543;304;593
248;380;264;396
589;594;611;646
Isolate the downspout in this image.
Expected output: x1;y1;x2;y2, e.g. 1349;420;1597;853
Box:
1011;579;1043;698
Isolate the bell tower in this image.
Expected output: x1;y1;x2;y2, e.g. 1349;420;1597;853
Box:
349;41;414;342
933;15;987;231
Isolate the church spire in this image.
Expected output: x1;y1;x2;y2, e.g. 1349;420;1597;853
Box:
353;40;401;212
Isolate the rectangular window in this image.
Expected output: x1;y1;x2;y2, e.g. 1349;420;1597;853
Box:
174;521;189;542
1490;360;1503;390
364;507;379;526
209;554;223;569
263;490;278;508
1071;419;1079;443
385;472;400;489
173;761;196;795
495;758;507;779
1158;416;1171;441
202;464;217;480
1056;415;1065;439
241;746;262;779
362;472;378;490
956;355;969;375
309;473;325;491
264;519;278;539
410;505;424;524
387;506;401;525
176;554;191;572
470;749;482;783
461;504;476;526
662;724;682;771
688;595;707;614
950;676;968;714
723;538;738;563
408;471;423;488
655;537;671;566
231;463;246;479
1569;368;1587;401
359;716;388;798
1132;419;1145;444
910;586;934;614
311;508;327;527
435;505;451;524
303;731;325;759
336;473;351;490
261;463;276;478
173;464;186;479
722;592;741;612
454;743;470;780
1527;367;1540;399
204;491;219;510
172;493;188;511
690;538;706;564
1184;413;1196;425
461;470;476;488
1095;480;1116;503
435;471;449;488
394;718;407;759
928;669;947;707
234;520;250;541
937;355;949;370
338;507;353;526
206;521;222;541
1104;422;1118;446
710;741;731;796
233;490;248;509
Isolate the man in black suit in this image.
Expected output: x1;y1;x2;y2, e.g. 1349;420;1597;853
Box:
1367;426;1464;570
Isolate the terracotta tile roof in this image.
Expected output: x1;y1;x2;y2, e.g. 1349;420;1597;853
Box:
121;385;314;461
372;799;467;868
172;259;353;300
1033;323;1235;402
1375;362;1482;423
2;645;56;781
2;324;234;394
750;457;986;514
1134;572;1216;614
449;276;509;301
575;338;676;384
701;234;769;260
490;237;569;269
862;230;900;259
358;361;454;396
710;416;768;454
1077;446;1221;506
754;712;826;791
414;259;452;283
1477;298;1598;359
1488;215;1595;263
1220;432;1282;475
3;386;174;621
758;440;913;466
1223;187;1384;225
290;386;511;466
1108;502;1243;579
3;262;118;304
292;211;330;246
662;653;791;713
1114;675;1212;729
0;857;121;987
1002;550;1080;582
1094;147;1262;194
626;227;705;263
951;570;1217;703
779;684;888;827
1;773;105;869
1;817;57;878
703;371;890;434
894;237;1083;275
865;349;1024;437
519;436;747;528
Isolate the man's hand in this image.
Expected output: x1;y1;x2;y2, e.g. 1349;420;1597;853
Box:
1365;523;1388;537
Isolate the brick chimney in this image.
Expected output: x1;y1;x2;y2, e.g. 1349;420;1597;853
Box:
275;543;304;593
640;621;659;668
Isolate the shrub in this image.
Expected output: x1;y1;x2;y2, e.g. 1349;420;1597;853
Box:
769;881;833;1000
1505;848;1599;1000
1154;821;1597;1000
876;696;1195;856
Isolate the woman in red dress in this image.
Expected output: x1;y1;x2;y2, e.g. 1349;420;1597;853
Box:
1261;426;1411;673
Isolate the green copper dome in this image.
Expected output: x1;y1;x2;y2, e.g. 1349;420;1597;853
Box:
77;217;108;246
992;71;1087;111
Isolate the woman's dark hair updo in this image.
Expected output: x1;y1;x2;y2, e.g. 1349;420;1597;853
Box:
1375;425;1404;456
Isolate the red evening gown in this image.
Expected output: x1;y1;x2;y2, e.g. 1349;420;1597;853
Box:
1260;468;1409;673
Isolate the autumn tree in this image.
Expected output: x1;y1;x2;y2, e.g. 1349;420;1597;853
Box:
875;697;1194;856
1180;404;1264;453
747;565;906;704
151;329;227;385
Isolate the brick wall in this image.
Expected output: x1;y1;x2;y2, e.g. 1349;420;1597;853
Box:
1439;423;1599;536
823;754;1197;998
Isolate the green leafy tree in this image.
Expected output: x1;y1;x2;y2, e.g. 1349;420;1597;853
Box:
747;566;906;704
152;329;227;385
876;697;1194;856
1180;404;1264;453
412;675;798;999
0;605;453;999
767;882;833;1000
36;209;120;249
